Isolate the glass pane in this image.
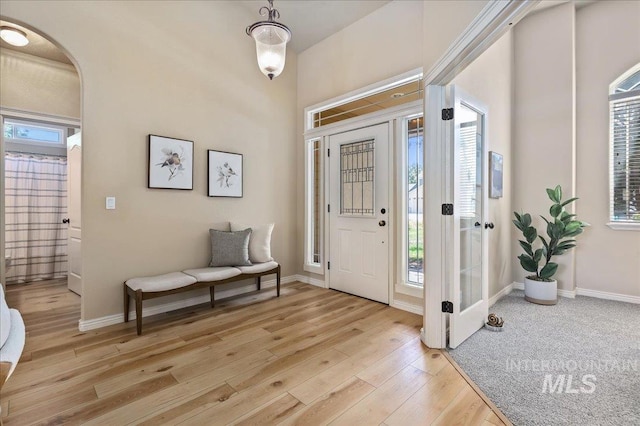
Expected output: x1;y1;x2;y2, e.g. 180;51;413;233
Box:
407;117;424;285
340;139;375;215
5;121;62;144
313;79;423;128
611;98;640;221
312;140;321;263
459;103;483;312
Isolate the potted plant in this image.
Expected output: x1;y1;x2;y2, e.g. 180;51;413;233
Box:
513;185;588;305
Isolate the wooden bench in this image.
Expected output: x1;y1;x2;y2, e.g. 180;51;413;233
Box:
124;261;280;335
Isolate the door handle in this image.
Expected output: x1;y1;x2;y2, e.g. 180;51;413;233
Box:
378;220;386;227
474;222;481;227
62;218;70;224
484;222;494;229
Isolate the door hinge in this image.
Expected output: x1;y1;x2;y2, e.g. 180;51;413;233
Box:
441;203;454;215
442;108;454;120
327;261;330;270
442;301;454;313
327;148;330;157
327;204;330;213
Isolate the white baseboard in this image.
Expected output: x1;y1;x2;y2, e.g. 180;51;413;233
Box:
78;274;297;332
294;274;326;288
510;282;640;302
391;299;424;315
512;281;576;298
576;287;640;304
489;283;514;307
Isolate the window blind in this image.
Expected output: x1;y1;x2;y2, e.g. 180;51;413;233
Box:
459;122;478;219
610;91;640;222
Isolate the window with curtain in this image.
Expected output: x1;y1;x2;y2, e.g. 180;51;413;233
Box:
610;65;640;226
5;152;68;284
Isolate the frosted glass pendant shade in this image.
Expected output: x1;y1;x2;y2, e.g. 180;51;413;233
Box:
246;0;291;81
248;24;290;80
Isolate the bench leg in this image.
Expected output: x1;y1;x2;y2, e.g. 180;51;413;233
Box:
277;265;281;297
135;290;143;335
210;286;215;308
124;284;130;323
256;276;261;291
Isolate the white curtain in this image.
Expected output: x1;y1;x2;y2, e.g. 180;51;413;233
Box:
5;152;68;284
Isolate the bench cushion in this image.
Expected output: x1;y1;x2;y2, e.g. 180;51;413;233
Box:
126;272;197;292
237;261;279;274
183;267;242;282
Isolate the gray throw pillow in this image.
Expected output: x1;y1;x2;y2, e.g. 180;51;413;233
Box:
209;228;252;267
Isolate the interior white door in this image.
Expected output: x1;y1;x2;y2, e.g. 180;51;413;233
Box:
328;123;389;304
449;87;489;349
66;132;82;296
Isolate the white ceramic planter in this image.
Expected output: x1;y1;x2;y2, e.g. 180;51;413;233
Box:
524;277;558;305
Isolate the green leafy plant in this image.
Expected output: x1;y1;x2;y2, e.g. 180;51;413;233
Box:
513;185;588;282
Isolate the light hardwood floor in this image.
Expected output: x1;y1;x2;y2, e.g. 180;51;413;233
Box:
1;279;509;425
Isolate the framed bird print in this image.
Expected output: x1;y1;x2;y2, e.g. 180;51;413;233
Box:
208;150;243;197
148;135;194;190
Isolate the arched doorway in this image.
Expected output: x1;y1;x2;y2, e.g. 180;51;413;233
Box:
1;19;83;320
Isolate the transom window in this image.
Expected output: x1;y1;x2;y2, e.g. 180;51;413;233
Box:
3;118;66;146
609;64;640;226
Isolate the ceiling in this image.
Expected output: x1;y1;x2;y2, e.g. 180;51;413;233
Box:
1;1;389;66
0;20;73;65
0;1;595;68
239;1;390;53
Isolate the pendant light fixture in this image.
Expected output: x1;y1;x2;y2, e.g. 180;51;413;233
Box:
0;26;29;47
246;0;291;80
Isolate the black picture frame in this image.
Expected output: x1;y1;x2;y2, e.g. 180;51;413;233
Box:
148;134;194;190
207;150;243;197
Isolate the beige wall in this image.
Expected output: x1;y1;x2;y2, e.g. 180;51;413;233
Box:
1;0;298;320
513;3;576;291
575;1;640;297
0;49;80;118
452;31;514;299
513;0;640;298
423;0;489;74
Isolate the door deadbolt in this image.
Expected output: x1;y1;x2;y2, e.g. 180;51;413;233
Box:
381;208;386;214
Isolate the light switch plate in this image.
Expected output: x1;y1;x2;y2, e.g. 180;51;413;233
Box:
106;197;116;210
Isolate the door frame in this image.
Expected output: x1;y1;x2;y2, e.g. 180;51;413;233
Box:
304;101;423;305
326;122;392;304
421;0;538;349
0;108;81;287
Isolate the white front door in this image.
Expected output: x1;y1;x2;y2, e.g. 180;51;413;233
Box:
448;87;489;348
328;123;389;304
66;132;82;296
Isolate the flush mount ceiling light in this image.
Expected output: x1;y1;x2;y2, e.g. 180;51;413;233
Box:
246;0;291;80
0;26;29;47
